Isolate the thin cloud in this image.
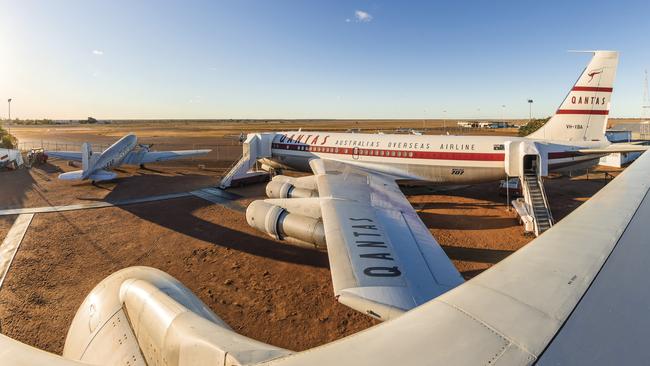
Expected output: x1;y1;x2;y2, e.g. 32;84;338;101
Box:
354;10;372;22
92;50;104;56
188;95;203;104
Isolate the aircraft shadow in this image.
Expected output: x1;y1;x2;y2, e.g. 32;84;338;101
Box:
0;169;38;209
460;269;488;280
137;166;167;174
33;162;64;174
412;201;505;211
118;197;329;268
441;245;514;264
418;212;517;230
99;171;217;202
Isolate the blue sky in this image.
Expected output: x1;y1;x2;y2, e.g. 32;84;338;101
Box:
1;0;649;119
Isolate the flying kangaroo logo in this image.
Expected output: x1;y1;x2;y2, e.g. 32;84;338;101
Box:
587;69;603;83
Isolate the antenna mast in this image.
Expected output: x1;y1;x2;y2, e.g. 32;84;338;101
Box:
643;69;650;119
642;70;650;139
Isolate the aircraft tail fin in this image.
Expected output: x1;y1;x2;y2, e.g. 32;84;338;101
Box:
81;143;92;172
527;51;618;142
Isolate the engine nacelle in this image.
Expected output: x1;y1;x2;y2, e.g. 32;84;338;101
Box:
246;200;326;249
266;175;318;199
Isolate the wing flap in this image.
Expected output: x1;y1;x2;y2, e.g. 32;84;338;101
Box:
337;289;407;319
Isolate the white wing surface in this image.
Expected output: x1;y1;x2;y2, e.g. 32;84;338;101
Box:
309;159;464;320
122;149;211;165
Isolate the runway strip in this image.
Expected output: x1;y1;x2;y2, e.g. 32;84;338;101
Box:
0;214;34;290
0;188;245;216
0;192;194;216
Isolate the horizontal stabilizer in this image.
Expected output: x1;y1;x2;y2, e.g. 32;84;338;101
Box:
58;170;84;180
578;144;649;154
58;169;117;181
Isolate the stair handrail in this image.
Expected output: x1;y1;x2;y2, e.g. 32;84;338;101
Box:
521;173;540;237
537;173;554;225
220;153;246;182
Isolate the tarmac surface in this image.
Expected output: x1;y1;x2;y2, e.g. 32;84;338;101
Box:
0;156;625;354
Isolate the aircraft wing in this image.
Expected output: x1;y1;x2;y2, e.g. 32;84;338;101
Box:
577;143;649;154
46;151;83;162
309;159;464;321
122;149;211;165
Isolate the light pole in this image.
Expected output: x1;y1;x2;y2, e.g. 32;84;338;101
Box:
422;109;427;131
443;110;447;131
7;98;11;133
527;99;533;123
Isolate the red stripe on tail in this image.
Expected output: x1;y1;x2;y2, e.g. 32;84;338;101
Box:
571;86;613;92
556;109;609;115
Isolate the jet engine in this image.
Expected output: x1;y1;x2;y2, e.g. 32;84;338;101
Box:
246;200;325;249
266;175;318;199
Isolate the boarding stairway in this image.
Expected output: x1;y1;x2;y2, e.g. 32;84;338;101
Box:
522;169;553;236
219;133;275;189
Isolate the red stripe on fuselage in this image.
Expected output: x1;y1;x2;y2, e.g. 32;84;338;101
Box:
571;86;613;92
548;151;582;159
556;109;609;115
272;143;505;161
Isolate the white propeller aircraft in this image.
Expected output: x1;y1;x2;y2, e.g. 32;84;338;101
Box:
47;134;211;182
241;50;648;321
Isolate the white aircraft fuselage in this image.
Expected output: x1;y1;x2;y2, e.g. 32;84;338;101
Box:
265;131;607;184
258;51;623;186
83;134;138;179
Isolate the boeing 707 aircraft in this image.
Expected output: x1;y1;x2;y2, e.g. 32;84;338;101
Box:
238;51;648;321
48;134;211;182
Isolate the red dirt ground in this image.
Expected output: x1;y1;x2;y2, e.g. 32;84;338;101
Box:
0;154;624;354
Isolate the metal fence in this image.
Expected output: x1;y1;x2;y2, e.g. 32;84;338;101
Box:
17;141;244;169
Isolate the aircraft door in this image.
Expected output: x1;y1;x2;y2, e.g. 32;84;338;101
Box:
523;154;540;175
352;147;359;160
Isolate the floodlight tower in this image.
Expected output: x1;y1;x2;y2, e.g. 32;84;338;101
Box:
7;98;11;134
643;70;650;120
642;70;650;139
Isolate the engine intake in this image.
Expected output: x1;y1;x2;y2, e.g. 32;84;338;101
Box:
246;200;326;249
266;176;318;199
